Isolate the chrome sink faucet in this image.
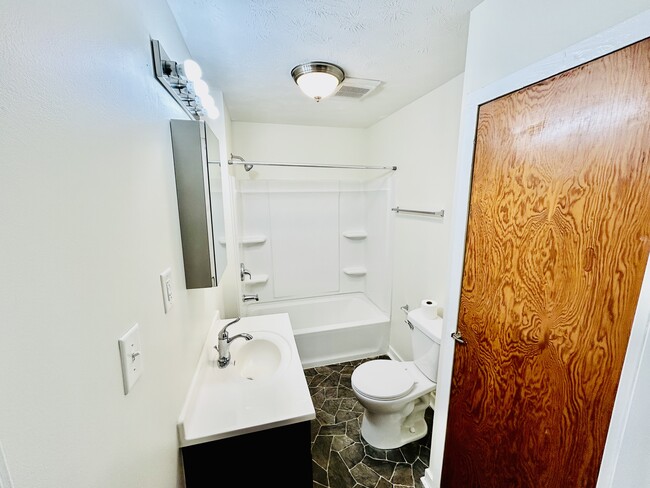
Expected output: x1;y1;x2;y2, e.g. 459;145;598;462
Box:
214;317;253;368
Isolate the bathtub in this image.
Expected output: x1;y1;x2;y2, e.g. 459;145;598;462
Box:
244;293;391;368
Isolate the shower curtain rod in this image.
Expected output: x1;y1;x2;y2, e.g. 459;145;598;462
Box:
228;154;396;172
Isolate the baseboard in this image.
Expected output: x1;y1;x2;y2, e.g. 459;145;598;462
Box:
420;467;436;488
387;345;404;361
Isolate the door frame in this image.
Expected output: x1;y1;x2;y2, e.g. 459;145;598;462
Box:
424;9;650;488
0;441;13;488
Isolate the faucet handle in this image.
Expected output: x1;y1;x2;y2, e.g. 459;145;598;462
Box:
240;263;252;281
218;317;241;339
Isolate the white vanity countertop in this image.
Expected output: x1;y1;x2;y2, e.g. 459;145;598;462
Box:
177;313;316;448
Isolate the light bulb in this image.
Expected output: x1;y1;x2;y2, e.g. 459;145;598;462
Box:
297;72;340;101
206;105;220;119
202;95;220;119
183;59;202;82
194;79;210;99
202;94;215;107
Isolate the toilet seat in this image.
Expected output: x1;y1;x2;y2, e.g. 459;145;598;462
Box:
352;360;415;401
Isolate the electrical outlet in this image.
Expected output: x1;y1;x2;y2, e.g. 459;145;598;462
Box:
118;323;143;395
160;268;173;313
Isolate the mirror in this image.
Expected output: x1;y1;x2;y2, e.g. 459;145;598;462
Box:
169;119;228;288
205;126;228;283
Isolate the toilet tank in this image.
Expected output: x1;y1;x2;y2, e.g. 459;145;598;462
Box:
407;308;443;382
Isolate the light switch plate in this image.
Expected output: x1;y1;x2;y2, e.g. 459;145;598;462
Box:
160;268;173;313
118;323;143;395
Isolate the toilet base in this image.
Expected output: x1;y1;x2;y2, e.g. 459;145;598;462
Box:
360;395;431;449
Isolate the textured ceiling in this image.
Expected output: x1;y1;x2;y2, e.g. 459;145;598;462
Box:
166;0;483;128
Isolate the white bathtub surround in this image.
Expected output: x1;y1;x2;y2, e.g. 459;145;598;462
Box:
246;293;390;368
237;178;393;307
178;313;315;447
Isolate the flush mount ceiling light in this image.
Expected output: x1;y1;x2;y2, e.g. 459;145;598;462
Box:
151;39;220;119
291;62;345;102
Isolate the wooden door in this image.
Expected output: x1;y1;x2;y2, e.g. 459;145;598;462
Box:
441;38;650;487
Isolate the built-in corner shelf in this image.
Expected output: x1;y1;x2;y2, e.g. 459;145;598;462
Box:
342;231;367;240
241;235;267;245
243;274;269;285
343;266;367;277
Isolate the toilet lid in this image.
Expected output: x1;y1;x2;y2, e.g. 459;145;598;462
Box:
351;360;415;400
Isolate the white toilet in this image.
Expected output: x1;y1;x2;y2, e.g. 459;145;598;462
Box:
351;306;442;449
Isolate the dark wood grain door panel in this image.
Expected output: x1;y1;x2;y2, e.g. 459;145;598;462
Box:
441;38;650;488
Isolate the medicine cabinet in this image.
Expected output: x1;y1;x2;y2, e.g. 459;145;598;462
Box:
170;119;227;288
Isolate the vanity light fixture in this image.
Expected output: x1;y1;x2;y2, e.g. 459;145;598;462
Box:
291;62;345;102
151;39;220;120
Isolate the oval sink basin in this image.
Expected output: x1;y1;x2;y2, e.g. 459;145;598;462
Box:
231;331;291;381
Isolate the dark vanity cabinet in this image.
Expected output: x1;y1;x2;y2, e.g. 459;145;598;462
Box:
181;421;313;487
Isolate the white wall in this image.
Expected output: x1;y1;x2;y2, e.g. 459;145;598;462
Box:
464;0;650;93
231;121;369;180
366;74;464;360
0;1;232;487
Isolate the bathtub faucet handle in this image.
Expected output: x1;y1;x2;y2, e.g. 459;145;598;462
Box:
240;263;252;281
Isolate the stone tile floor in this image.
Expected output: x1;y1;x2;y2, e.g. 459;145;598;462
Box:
305;356;433;488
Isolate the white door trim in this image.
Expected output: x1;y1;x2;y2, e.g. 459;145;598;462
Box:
0;442;13;488
423;9;650;488
598;262;650;486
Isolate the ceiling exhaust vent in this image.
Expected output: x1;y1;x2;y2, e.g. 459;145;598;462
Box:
333;77;381;100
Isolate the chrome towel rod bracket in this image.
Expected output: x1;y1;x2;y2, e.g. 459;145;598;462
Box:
391;207;444;217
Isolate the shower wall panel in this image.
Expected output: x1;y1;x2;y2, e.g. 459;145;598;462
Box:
238;181;274;302
365;186;393;315
340;181;367;295
268;181;340;298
